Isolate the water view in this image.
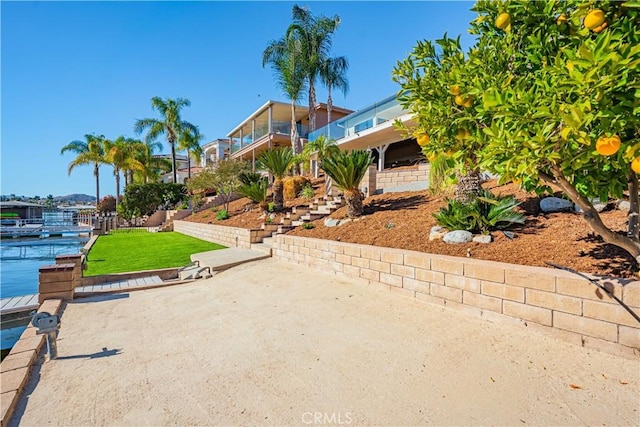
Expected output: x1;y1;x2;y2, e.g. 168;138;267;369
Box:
1;236;88;352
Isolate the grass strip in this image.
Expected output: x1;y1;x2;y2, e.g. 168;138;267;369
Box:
84;231;225;276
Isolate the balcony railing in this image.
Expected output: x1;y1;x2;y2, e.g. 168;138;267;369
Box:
230;121;309;154
308;94;408;142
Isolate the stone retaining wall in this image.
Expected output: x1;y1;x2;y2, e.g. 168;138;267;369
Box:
174;220;261;248
273;234;640;358
376;163;430;192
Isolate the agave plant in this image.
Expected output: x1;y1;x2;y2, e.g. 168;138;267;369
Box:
434;190;525;234
320;150;372;217
258;147;295;211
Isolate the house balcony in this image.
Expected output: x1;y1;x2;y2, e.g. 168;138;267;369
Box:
308;95;409;144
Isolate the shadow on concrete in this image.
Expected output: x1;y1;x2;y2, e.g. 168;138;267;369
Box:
69;293;130;304
57;347;122;360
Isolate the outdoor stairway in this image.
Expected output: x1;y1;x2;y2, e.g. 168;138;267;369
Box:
249;196;345;255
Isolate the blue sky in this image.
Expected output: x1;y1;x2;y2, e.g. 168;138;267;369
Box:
1;1;476;199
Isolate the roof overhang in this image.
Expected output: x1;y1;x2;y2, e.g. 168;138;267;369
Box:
227;101;309;137
336;113;417;151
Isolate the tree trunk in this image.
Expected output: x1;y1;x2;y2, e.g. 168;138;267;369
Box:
344;189;363;218
273;178;284;211
327;85;333;135
628;171;639;240
308;78;316;132
187;149;192;180
169;137;177;184
547;166;640;264
114;169;120;215
290;101;300;155
454;169;482;203
94;163;100;205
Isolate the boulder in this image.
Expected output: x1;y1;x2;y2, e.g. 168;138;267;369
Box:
617;200;630;211
338;218;352;226
540;197;573;213
473;234;493;244
324;218;340;228
443;230;473;244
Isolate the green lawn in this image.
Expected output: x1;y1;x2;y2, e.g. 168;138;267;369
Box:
84;230;225;276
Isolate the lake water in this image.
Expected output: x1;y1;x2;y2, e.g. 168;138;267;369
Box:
1;236;88;351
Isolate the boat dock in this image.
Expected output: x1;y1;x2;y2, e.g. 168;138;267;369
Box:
0;224;93;238
1;294;39;316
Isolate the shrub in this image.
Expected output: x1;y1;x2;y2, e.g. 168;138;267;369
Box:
119;183;187;219
429;154;455;196
433;190;524;234
239;171;264;185
97;195;117;214
283;176;310;200
216;210;229;221
301;222;315;230
298;183;315;200
237;178;268;210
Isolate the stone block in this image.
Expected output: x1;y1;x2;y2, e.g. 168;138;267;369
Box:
335;254;351;265
583;300;640;328
415;269;445;285
0;367;29;395
0;352;35;373
481;281;525;302
445;274;481;293
39;280;73;294
505;267;555;291
379;273;403;288
404;253;430;269
351;257;370;269
618;326;640;349
622;281;640;308
402;277;430;295
343;245;361;257
1;390;18;427
360;269;380;283
553;311;617;341
360;247;381;261
380;251;403;264
430;283;462;303
464;262;505;283
503;301;552;326
556;275;622;301
389;286;415;299
525;289;582;315
38;291;73;304
430;257;464;275
390;264;415;279
463;291;502;313
369;260;391;274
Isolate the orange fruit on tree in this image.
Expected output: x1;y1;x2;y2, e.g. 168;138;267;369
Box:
449;85;461;95
454;95;465;106
595;135;621;156
632;157;640;174
593;22;608;33
463;96;474;108
584;9;605;30
495;13;510;30
556;14;568;25
416;134;430;146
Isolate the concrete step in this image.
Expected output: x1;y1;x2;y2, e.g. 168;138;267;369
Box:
250;243;272;256
191;247;271;271
301;213;324;221
262;237;274;246
291;207;309;215
179;264;212;280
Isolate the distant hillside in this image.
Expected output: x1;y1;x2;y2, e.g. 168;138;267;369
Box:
54;194;96;203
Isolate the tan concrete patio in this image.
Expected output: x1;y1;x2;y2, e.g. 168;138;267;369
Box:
10;259;640;426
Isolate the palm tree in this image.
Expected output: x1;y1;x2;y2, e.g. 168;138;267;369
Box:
134;140;169;183
177;126;204;181
321;150;372;217
287;5;341;132
104;136;144;212
263;32;307;156
303;134;340;190
319;56;349;131
60;134;107;204
258;147;295;211
134;97;197;183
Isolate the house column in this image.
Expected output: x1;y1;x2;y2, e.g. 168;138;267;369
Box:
239;129;243;149
252;148;256;171
377;144;389;171
268;105;273;133
252;119;256;144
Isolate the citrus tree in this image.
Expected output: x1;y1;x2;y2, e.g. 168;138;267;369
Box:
394;0;640;263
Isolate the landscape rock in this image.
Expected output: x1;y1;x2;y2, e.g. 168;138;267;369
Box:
540;197;573;213
472;235;493;244
431;226;445;233
324;218;340;228
429;230;447;241
617;200;630;211
574;199;607;213
443;230;473;244
338;218;352;226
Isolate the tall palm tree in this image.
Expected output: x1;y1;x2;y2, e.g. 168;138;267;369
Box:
134;97;197;183
177;126;204;181
287;5;341;132
321;150;372;217
258;147;295;211
263;33;307;156
319;56;349;131
104;136;144;212
60;134;107;204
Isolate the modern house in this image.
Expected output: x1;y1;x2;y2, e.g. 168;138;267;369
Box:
155;154;201;184
308;94;420;171
226;100;352;167
201;139;232;167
